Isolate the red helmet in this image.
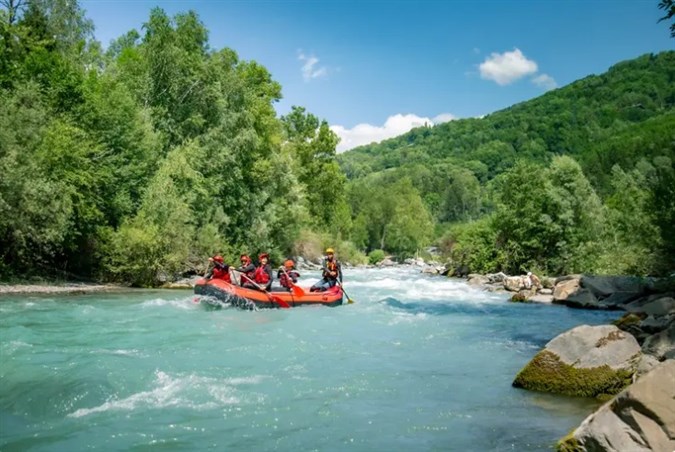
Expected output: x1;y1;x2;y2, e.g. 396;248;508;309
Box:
213;255;224;263
240;254;251;263
258;253;269;260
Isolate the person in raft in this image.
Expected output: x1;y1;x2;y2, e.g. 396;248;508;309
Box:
277;259;300;291
204;255;231;283
244;253;273;291
234;254;256;286
310;248;342;292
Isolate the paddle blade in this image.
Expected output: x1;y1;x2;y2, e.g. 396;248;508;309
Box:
291;285;306;297
347;298;354;304
272;296;291;309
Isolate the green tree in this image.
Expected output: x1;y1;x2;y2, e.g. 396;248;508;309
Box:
658;0;675;37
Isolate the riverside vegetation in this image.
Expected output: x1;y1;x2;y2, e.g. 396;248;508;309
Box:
1;0;674;287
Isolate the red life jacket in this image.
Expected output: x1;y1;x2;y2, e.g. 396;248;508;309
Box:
323;259;339;279
279;270;298;288
254;265;270;284
212;267;231;283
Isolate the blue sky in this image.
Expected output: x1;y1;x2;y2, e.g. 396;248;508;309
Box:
81;0;674;151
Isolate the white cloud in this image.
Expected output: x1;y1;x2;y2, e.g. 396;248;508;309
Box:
479;48;538;85
531;73;558;91
298;51;327;81
432;113;456;124
331;113;456;153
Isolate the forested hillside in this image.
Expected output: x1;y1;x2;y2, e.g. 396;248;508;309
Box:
1;1;673;284
339;52;675;276
0;1;354;285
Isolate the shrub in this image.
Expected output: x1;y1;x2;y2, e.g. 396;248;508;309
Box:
368;249;386;265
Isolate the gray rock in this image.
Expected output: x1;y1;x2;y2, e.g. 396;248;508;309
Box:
565;288;600;309
546;325;640;370
378;258;397;267
553;277;581;302
513;325;641;398
636;354;660;378
641;297;675;317
580;275;648;298
467;274;490;286
421;266;438;275
640;314;674;334
559;360;675;452
504;276;523;292
538;288;553;295
486;272;507;284
642;322;675;360
601;291;646;309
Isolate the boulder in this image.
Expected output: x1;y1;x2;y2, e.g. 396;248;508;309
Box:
529;294;554;304
553;277;581;302
641;296;675;317
636;354;660;378
421;266;439;275
641;322;675;361
486;272;507;284
378;258;397;267
580;275;648;299
538;288;553;295
556;360;675;452
565;288;601;309
467;274;489;286
640;313;674;334
504;276;523;292
513;325;640;398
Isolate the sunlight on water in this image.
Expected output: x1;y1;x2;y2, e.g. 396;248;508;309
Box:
0;267;617;451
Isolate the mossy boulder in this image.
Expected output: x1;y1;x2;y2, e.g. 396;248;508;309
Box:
556;360;675;452
513;325;640;398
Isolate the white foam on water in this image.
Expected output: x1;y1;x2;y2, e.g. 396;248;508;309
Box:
388;311;428;325
68;370;268;418
89;348;144;357
3;340;33;354
343;267;507;306
140;297;196;310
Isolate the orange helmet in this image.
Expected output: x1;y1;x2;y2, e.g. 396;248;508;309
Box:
284;259;295;269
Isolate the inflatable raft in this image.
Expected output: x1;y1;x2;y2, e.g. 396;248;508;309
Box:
194;278;343;309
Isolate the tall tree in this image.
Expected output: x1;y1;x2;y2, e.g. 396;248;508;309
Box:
658;0;675;37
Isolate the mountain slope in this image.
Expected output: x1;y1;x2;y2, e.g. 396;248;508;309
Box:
339;51;675;186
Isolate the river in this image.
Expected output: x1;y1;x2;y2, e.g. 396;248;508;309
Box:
0;267;618;451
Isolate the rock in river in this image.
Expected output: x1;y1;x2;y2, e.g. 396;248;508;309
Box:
557;359;675;452
513;325;640;398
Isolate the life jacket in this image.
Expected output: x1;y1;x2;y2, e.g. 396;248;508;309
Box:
212;266;231;283
279;270;298;288
254;265;270;284
323;259;339;280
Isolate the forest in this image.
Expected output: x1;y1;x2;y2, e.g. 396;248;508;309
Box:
340;52;675;277
1;0;673;285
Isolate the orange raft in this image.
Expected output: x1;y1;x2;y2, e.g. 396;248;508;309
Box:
193;278;343;309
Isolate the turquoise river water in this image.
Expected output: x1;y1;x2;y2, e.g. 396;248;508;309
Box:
1;267;618;451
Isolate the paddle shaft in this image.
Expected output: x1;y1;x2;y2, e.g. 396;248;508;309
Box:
280;267;305;297
240;273;290;308
336;280;354;304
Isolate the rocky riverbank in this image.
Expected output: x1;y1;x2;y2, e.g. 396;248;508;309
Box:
0;282;125;295
485;272;675;451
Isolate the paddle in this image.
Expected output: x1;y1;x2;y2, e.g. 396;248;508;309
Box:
336;280;354;304
280;267;306;297
241;273;291;309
